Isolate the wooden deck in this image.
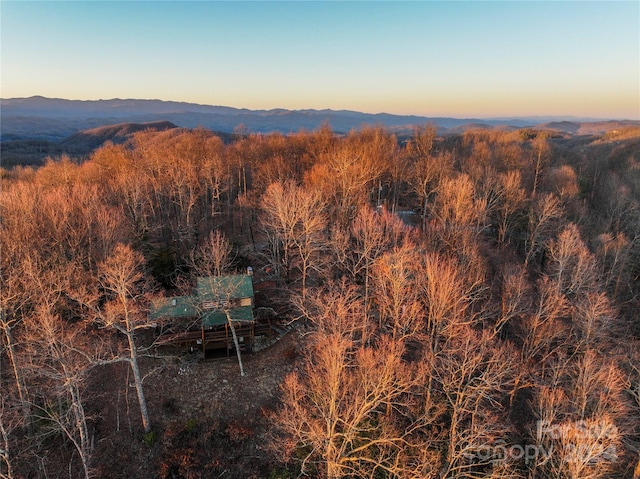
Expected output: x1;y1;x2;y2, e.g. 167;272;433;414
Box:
154;322;276;355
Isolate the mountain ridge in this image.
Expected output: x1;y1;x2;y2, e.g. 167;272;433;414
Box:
0;96;640;142
2;97;638;167
1;96;545;140
4;96;623;123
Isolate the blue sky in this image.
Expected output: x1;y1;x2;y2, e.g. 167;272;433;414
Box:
1;1;638;119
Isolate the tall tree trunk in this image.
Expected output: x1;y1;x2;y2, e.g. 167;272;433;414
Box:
68;382;92;479
226;313;246;377
1;325;31;422
532;149;543;197
126;333;151;434
0;400;14;479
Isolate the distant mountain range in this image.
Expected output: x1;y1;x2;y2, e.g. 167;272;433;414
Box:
2;96;638;167
1;96;525;140
6;95;632;141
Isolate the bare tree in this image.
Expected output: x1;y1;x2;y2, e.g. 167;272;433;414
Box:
260;180;327;298
429;173;488;250
0;396;17;479
531;351;628;479
494;170;527;245
572;350;627;421
0;252;79;426
292;281;371;342
200;133;230;221
306;127;392;225
628;358;640;479
406;125;453;224
597;172;639;234
525;193;563;268
95;244;154;434
544;165;580;204
594;232;632;300
432;327;516;479
531;133;551;197
494;263;531;338
0;274;31;423
111;161;154;244
572;292;616;351
224;310;246;377
537;415;621;479
520;276;569;362
292;186;329;299
274;331;420;478
331;206;407;315
188;230;235;278
370;245;424;340
25;306;95;479
0;183;51;421
274;282;456;479
547;223;599;299
416;251;471;349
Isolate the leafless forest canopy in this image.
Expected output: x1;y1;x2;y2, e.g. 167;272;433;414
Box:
1;124;640;478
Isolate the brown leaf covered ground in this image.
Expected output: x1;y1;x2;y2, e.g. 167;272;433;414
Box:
87;330;302;479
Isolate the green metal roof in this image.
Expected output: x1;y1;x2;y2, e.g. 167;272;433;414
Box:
150;274;254;327
198;274;254;327
201;306;254;328
150;296;198;321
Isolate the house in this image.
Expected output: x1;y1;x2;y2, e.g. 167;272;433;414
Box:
151;273;256;356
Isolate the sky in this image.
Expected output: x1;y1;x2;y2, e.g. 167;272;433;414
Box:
1;1;639;119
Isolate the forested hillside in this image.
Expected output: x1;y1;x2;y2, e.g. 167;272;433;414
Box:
2;124;640;478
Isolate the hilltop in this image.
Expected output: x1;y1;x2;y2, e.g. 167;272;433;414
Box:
58;120;178;150
0;121;181;167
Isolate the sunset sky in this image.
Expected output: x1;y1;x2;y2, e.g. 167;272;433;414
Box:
2;1;638;119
